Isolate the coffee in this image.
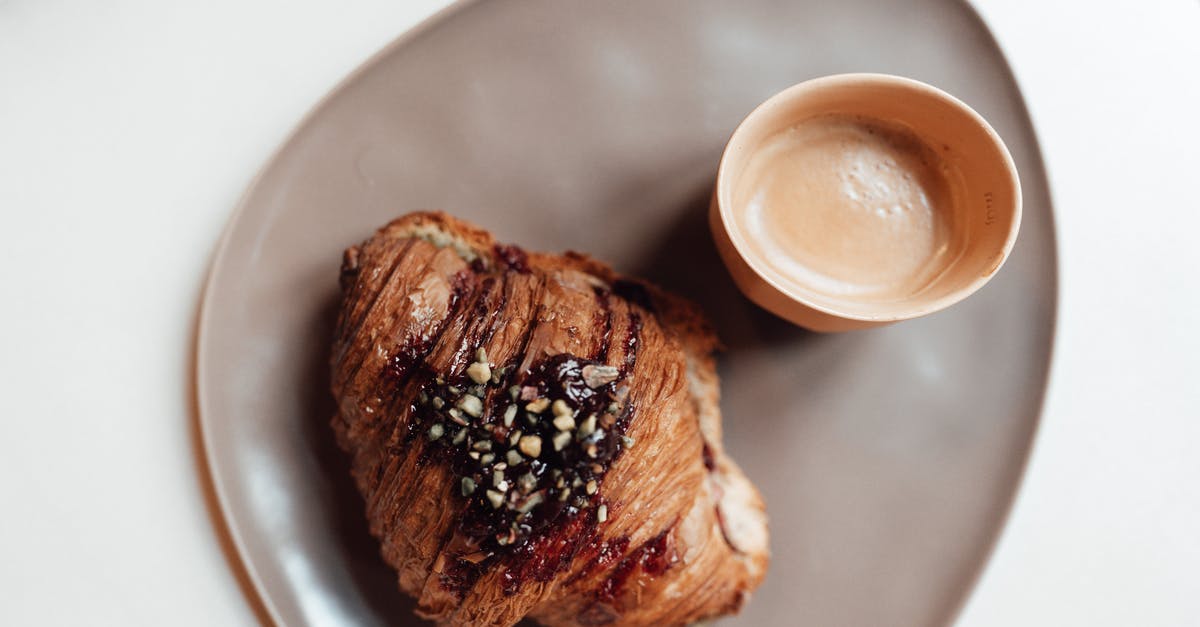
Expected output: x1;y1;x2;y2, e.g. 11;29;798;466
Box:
731;114;966;303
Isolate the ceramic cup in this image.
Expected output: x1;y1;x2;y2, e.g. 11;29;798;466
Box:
710;73;1021;332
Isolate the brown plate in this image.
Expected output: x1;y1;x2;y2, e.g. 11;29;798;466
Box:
195;0;1057;625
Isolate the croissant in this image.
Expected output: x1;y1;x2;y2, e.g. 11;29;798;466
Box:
330;212;768;626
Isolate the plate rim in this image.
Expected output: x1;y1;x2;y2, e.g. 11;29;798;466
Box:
928;2;1060;623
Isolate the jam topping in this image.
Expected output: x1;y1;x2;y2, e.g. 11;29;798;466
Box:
596;529;677;602
408;351;635;590
493;243;531;273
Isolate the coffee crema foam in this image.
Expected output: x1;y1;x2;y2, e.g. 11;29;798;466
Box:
732;114;967;304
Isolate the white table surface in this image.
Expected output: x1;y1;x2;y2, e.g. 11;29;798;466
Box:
2;1;1197;625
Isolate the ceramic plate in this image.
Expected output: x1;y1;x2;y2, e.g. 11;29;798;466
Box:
196;0;1057;625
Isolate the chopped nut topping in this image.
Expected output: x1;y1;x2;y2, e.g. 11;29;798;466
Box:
582;364;620;388
525;398;550;414
414;354;633;552
578;414;597;437
458;394;484;418
518;435;543;458
515;491;545;514
466;361;491;385
620;435;635;448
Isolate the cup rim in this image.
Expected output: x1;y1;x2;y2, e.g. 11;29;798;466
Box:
713;72;1023;323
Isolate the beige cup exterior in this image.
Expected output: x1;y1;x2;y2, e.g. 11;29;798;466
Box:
710;73;1022;332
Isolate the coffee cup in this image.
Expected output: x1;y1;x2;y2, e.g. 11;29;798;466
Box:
710;73;1021;332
